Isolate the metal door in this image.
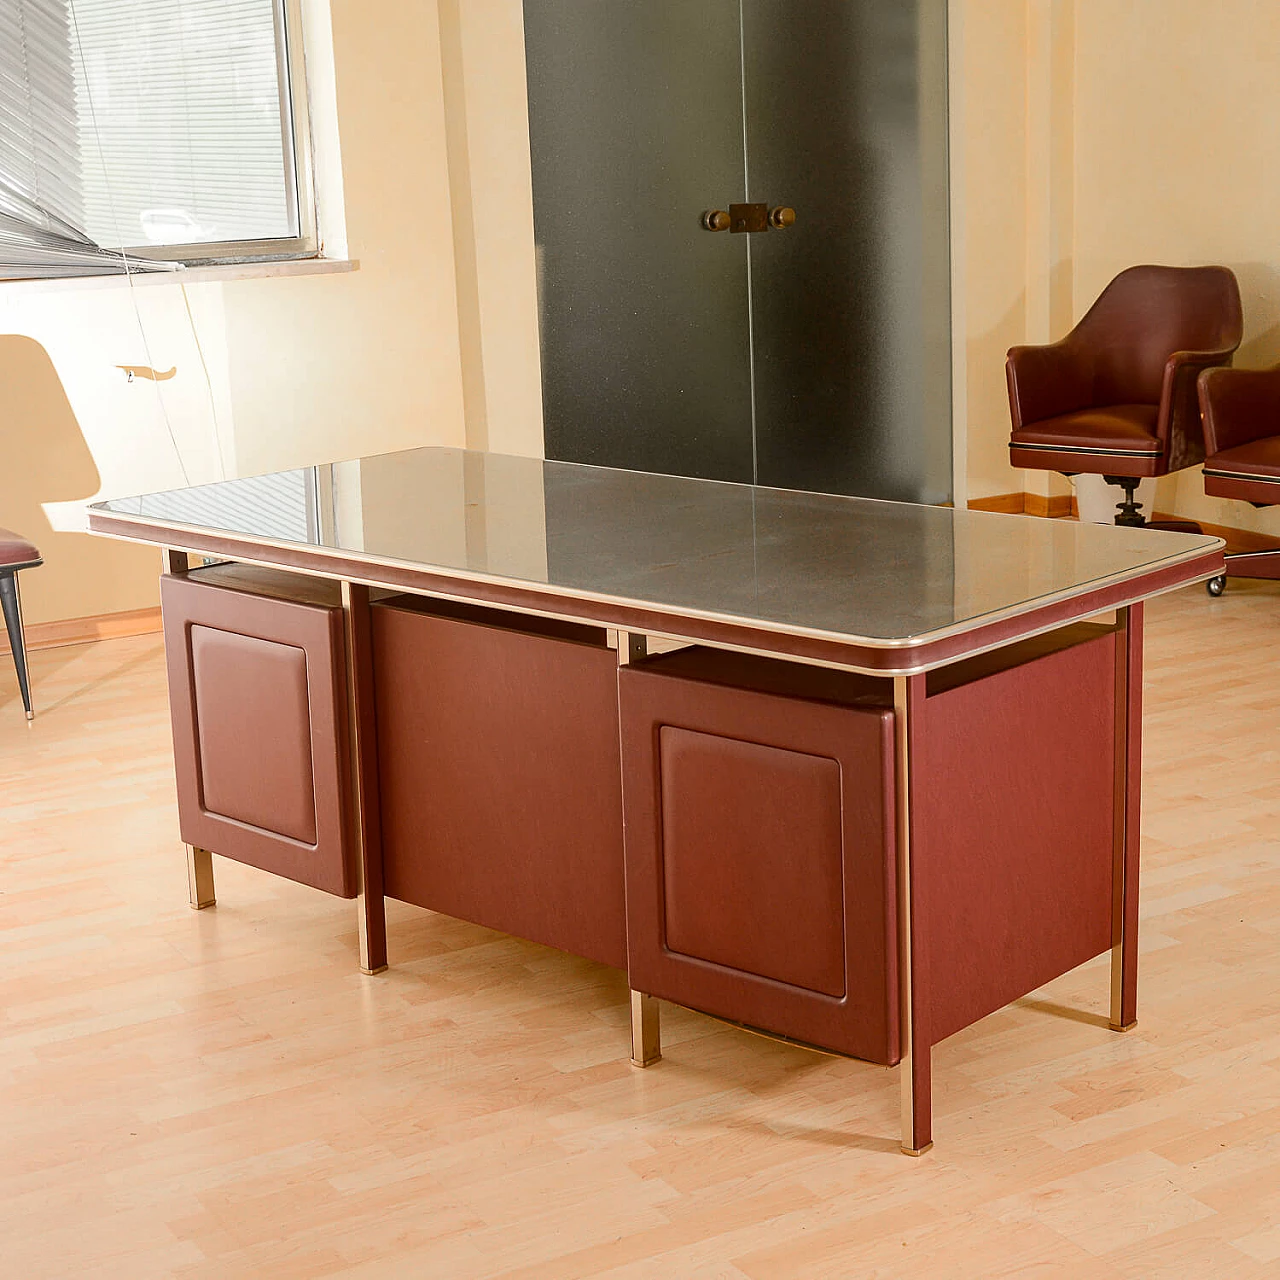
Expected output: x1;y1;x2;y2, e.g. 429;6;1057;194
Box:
523;1;754;481
523;1;952;504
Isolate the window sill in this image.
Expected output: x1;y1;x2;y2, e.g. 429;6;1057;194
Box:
0;257;359;294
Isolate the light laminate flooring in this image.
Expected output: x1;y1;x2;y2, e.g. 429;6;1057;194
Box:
1;580;1279;1278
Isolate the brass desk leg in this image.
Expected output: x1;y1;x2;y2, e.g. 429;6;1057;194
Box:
167;553;216;912
895;675;932;1156
186;845;215;909
341;580;388;975
630;990;661;1067
1110;605;1142;1032
617;632;660;1068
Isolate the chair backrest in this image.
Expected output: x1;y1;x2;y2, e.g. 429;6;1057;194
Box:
1074;265;1243;406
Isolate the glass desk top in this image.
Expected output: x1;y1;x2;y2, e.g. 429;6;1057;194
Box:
91;447;1222;653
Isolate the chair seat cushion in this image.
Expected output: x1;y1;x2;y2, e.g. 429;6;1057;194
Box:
1204;435;1280;480
1010;404;1162;455
0;527;40;568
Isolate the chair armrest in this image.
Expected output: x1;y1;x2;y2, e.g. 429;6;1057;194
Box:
1158;348;1240;471
1005;341;1093;430
1198;363;1280;456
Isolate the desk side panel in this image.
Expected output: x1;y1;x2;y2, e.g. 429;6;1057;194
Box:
914;632;1116;1044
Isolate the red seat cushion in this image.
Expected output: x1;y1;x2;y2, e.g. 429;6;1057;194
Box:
0;527;41;568
1203;435;1280;505
1010;404;1161;454
1205;435;1280;478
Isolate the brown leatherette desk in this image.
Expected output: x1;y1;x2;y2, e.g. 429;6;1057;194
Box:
88;448;1225;1155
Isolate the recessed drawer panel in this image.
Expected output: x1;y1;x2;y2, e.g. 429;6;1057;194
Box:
161;569;353;897
620;647;898;1064
659;727;846;997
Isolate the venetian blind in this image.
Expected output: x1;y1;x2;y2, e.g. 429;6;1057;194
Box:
70;0;296;249
0;0;297;278
114;469;316;543
0;0;157;276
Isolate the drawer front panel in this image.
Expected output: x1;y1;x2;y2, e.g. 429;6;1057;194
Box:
161;573;353;897
621;662;898;1064
659;727;847;997
190;626;317;844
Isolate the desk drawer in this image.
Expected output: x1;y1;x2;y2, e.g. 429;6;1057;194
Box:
160;568;354;897
620;649;898;1064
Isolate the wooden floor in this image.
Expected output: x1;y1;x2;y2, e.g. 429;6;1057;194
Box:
2;580;1279;1278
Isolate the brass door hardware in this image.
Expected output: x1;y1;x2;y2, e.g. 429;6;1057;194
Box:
702;204;796;233
729;203;768;233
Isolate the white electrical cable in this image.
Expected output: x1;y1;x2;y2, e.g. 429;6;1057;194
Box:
67;0;194;488
180;279;227;481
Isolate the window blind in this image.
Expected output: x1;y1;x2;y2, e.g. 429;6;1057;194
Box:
0;0;162;276
116;469;317;544
0;0;297;278
70;0;296;248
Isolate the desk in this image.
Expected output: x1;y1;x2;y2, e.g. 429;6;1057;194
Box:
89;448;1224;1154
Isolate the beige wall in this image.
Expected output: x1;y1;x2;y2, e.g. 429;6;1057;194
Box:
961;0;1280;527
0;336;161;626
1072;0;1280;532
221;0;468;478
439;0;544;457
953;0;1031;501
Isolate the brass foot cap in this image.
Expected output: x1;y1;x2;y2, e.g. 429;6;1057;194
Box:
361;964;389;975
902;1142;934;1157
1109;1019;1138;1033
188;900;215;910
630;1054;662;1069
25;711;34;721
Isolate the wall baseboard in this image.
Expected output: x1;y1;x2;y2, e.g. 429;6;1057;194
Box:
1151;514;1280;556
967;492;1024;515
0;606;162;657
968;492;1076;518
969;493;1280;556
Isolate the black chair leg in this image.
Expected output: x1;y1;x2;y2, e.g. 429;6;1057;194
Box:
0;571;34;720
1104;475;1146;527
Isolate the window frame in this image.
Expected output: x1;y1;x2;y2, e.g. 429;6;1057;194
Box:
110;0;319;267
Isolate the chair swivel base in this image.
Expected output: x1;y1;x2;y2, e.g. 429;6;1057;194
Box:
1102;475;1203;534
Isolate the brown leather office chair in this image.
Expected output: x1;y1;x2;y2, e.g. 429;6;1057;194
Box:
1007;265;1243;526
0;527;41;720
1197;363;1280;595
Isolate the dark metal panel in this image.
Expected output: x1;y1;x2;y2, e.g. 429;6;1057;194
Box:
522;0;754;481
742;0;953;502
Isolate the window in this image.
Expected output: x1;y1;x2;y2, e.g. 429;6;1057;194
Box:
0;0;313;278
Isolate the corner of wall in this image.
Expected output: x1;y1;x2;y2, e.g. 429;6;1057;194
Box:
299;0;349;260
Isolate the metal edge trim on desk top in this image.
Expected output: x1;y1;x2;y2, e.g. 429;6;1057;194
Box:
87;506;1224;676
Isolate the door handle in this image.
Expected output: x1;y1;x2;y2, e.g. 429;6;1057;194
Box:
702;205;795;233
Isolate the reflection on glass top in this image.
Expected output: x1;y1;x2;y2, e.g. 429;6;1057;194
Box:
94;448;1220;645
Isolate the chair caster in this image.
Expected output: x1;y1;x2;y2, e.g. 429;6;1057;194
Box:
1206;575;1226;597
